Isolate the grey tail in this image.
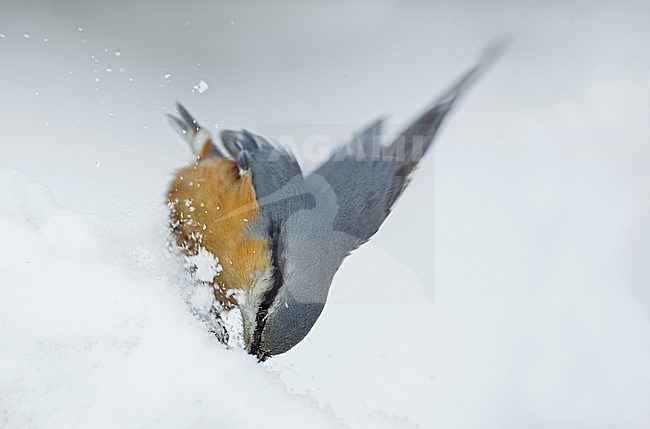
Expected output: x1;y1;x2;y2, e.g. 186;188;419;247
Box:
167;103;225;159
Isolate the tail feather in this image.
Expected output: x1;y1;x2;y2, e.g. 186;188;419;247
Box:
167;103;224;159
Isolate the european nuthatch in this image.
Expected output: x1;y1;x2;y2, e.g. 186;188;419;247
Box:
166;48;500;360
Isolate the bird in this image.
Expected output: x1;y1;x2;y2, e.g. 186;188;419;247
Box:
166;47;501;361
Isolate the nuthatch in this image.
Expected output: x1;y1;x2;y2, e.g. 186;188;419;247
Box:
166;48;500;360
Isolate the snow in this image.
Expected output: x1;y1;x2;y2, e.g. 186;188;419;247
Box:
192;80;209;94
0;169;345;429
1;1;650;428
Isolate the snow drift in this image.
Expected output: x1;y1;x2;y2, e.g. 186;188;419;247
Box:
0;168;349;429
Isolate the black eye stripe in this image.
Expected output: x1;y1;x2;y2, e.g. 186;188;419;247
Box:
250;220;284;357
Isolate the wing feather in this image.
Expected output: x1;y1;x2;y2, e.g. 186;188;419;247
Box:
309;46;503;251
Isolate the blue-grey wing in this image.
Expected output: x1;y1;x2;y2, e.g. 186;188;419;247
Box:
308;49;500;252
167;104;313;227
219;129;315;234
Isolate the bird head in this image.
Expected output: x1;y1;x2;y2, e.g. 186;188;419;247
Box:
236;209;335;361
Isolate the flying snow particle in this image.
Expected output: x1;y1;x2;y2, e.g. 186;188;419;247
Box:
192;79;209;94
187;247;222;283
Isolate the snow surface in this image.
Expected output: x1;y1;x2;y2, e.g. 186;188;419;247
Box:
2;1;650;428
0;169;350;428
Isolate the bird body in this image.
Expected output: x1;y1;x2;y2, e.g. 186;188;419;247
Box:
168;157;271;310
167;47;501;360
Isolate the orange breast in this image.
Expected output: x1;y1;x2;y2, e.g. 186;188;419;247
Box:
167;157;270;307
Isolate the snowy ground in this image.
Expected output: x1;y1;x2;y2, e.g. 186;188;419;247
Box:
2;2;650;428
